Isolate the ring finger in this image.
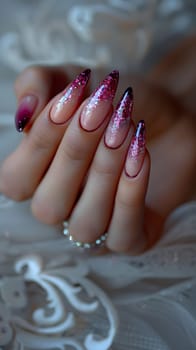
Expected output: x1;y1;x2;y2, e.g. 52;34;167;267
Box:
68;88;134;243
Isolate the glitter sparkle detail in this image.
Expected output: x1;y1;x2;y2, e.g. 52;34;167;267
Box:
110;87;133;135
15;95;38;132
55;69;91;112
129;120;146;160
17;115;31;132
91;70;119;102
79;70;119;131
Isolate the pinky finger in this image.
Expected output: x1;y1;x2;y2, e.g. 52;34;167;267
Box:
106;120;150;253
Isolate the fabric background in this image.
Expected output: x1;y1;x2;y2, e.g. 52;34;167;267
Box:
0;1;196;349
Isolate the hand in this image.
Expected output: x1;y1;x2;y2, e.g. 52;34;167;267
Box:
0;36;195;253
0;67;150;253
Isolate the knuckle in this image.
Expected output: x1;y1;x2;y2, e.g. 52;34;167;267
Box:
0;166;32;201
116;180;144;209
116;190;140;210
62;137;87;162
0;179;31;201
116;197;132;211
92;161;116;178
31;195;68;225
29;129;51;153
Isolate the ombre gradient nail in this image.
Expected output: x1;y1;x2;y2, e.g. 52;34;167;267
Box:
15;95;38;132
50;69;91;124
104;87;133;149
125;120;146;177
80;70;119;131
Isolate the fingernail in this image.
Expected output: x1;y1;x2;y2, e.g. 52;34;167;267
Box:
15;95;38;132
80;70;119;131
50;68;91;124
104;87;133;149
125;120;146;177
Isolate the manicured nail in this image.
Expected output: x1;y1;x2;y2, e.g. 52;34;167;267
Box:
104;87;133;149
15;95;38;132
50;69;91;124
80;70;119;131
125;120;146;177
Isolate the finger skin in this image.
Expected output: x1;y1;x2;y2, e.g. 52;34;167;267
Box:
0;99;66;200
106;151;150;253
31;103;112;224
68;126;134;243
0;69;90;200
30;71;119;224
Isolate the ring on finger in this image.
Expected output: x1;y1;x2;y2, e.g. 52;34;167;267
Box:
63;221;108;249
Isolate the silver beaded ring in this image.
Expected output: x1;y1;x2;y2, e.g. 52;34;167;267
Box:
63;221;108;249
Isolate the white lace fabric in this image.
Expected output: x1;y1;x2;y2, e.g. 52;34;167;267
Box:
0;0;195;72
0;187;196;349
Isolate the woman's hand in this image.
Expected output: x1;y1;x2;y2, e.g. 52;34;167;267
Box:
0;36;195;253
0;67;151;253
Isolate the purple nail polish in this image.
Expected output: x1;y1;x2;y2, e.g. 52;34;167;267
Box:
105;87;133;149
15;95;38;132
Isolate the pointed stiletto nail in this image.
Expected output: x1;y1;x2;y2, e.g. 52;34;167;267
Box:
15;95;38;132
104;87;133;149
80;70;119;131
125;120;146;177
50;68;91;124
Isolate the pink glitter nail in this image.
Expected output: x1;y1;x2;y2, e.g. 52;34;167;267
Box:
105;87;133;148
56;69;91;109
91;70;119;102
51;69;91;124
125;120;146;177
80;70;119;131
130;120;145;158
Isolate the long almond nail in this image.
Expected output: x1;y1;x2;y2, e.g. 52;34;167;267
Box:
15;95;38;132
50;69;91;124
80;70;119;131
104;87;133;149
125;120;146;177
